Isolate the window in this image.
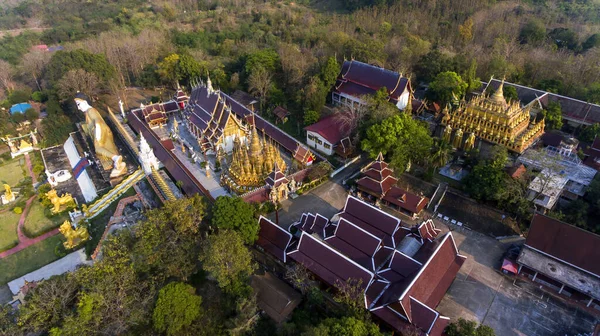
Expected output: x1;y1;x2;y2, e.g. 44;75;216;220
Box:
308;134;316;141
316;139;323;145
324;143;331;149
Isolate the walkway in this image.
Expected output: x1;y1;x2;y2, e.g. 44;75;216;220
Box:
24;153;37;185
0;196;60;259
172;147;229;199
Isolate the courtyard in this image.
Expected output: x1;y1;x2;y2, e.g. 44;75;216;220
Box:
436;222;599;335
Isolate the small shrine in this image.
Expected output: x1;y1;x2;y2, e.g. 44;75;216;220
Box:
441;80;544;153
1;129;38;158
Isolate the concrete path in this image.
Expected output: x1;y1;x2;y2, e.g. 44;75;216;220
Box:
0;196;60;259
172;147;229;199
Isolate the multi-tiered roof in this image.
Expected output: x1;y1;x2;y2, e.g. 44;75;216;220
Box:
257;195;466;335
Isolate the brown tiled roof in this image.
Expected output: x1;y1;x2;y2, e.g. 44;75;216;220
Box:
583;137;600;171
304;113;352;145
273;106;289;120
257;216;293;263
288;232;374;289
383;186;429;215
265;163;288;188
250;272;301;323
325;218;386;270
526;214;600;276
506;164;527;179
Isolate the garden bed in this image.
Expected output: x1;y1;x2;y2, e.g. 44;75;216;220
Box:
22;201;68;238
0;210;21;252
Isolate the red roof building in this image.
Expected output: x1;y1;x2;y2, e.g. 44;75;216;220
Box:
304;113;352;156
256;216;293;263
583;137;600;171
357;153;429;218
332;60;412;111
516;214;600;308
280;195;465;335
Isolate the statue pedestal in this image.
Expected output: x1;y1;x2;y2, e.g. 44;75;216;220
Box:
1;193;16;205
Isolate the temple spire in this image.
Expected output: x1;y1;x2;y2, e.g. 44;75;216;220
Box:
490;78;507;106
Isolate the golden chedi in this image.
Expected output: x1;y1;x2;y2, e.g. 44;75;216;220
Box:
226;126;286;191
75;93;127;177
441;80;544;153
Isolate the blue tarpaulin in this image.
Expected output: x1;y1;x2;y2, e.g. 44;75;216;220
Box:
9;103;32;114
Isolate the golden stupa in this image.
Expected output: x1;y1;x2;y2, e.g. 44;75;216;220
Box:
226;125;286;190
441;80;544;153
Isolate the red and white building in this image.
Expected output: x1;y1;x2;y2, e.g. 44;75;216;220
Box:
516;214;600;310
304;113;352;156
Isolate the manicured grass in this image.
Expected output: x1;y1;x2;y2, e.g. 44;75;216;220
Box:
23;201;67;238
0;210;21;252
0;159;26;187
0;234;63;286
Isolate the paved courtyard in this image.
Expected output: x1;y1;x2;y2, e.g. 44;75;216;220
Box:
437;222;599;336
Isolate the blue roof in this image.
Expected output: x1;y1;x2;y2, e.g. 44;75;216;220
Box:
10;103;32;114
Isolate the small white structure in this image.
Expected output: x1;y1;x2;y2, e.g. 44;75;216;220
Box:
47;169;72;187
527;169;568;210
63;134;98;202
139;133;160;174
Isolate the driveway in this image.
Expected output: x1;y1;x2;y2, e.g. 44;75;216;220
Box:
436;222;599;335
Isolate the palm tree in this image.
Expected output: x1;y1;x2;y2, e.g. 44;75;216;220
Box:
430;139;452;172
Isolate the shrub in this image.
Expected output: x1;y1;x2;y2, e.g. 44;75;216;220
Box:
55;242;67;257
13;207;22;214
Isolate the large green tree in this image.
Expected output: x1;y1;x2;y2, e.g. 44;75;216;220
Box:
133;195;207;281
199;231;255;297
320;56;340;89
210;196;258;244
302;317;383;336
157;53;206;87
17;274;79;333
45;49;115;86
579;123;600;143
361;113;432;172
153;282;203;336
542;101;563;130
427;71;468;106
463;146;508;202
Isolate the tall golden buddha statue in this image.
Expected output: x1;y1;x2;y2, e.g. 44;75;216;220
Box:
75;93;126;177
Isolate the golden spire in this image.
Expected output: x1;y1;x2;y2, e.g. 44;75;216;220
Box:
490;78;507;106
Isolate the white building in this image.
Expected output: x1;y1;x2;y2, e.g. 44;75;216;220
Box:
332;60;412;111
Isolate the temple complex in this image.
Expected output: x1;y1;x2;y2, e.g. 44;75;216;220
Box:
441;80;544;153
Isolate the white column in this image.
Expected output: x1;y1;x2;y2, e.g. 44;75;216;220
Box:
518;265;523;274
587;298;594;307
532;272;538;281
558;284;565;294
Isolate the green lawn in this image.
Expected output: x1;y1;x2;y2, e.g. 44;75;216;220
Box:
0;210;21;252
0;234;63;286
0;159;26;187
23;201;67;238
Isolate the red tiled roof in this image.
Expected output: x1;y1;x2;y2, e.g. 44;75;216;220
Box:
583;137;600;171
304;113;352;145
342;196;401;240
506;164;527;179
257;216;293;262
526;214;600;276
288;232;374;289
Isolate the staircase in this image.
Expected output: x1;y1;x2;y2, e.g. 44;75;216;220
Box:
86;169;144;219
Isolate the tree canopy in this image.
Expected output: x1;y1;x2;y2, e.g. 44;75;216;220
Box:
446;318;496;336
427;71;468;106
463;146;508;202
153;282;203;336
210;196;258;244
361;113;432;172
199;230;256;297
